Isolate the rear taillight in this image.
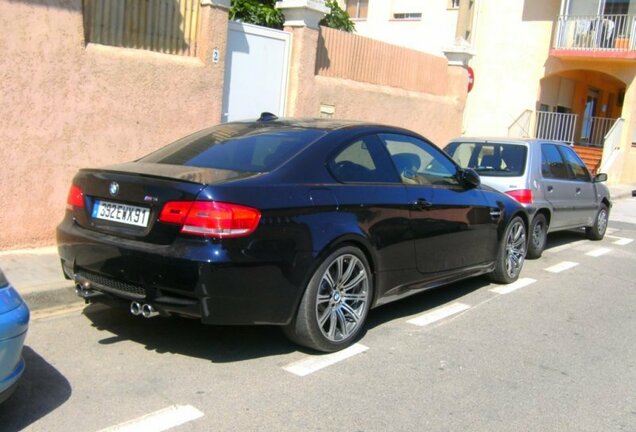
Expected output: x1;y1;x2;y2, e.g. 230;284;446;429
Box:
66;184;84;210
159;200;261;238
506;189;533;204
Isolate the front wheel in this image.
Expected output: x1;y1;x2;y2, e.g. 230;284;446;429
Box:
283;246;373;352
586;204;609;240
489;216;527;284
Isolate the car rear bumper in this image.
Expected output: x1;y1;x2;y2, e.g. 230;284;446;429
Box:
57;221;313;326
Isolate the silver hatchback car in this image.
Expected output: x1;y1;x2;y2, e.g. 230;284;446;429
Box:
445;138;611;258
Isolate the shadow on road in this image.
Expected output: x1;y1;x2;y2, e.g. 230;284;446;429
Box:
81;275;491;362
0;346;72;431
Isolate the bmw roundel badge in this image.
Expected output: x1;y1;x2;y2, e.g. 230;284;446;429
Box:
109;181;120;197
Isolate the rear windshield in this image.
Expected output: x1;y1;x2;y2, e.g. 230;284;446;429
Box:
445;141;527;177
139;123;326;172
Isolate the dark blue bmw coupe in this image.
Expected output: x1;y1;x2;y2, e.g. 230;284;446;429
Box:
57;116;528;352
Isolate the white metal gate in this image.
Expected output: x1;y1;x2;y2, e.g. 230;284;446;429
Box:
222;21;291;122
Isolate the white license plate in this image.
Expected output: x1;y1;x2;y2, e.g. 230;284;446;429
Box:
92;200;150;227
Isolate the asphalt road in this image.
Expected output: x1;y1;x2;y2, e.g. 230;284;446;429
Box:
2;199;635;432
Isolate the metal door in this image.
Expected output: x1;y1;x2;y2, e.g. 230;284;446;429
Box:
222;22;291;122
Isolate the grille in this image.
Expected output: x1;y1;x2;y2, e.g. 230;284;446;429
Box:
77;270;146;298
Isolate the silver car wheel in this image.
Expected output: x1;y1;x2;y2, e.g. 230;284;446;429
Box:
505;220;526;278
597;208;608;236
315;254;369;343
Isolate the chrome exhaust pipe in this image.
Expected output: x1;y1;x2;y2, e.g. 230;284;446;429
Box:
141;303;159;318
130;301;142;316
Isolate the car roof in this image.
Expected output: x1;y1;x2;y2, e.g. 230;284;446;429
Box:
231;117;389;132
447;137;567;146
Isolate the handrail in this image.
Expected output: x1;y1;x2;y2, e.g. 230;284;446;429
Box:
599;118;624;173
507;109;532;138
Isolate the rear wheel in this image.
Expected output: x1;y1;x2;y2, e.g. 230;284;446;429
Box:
489;216;526;284
526;213;547;259
586;203;609;240
283;246;372;352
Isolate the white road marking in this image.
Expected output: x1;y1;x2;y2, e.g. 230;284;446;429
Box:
545;261;579;273
490;278;537;295
586;247;612;257
97;405;203;432
544;240;587;254
606;235;634;246
614;238;634;246
283;344;369;377
606;228;619;234
407;302;471;327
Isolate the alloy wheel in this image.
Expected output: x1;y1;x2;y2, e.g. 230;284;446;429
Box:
597;208;608;236
505;220;526;278
315;254;369;343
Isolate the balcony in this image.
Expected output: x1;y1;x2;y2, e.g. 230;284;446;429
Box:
552;14;636;60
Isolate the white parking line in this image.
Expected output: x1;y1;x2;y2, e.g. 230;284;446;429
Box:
586;247;612;257
545;261;579;273
97;405;204;432
544;240;587;254
606;235;634;246
490;278;537;295
407;302;471;327
283;344;369;377
606;228;619;234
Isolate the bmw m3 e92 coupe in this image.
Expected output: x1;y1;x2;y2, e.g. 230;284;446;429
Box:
58;117;528;352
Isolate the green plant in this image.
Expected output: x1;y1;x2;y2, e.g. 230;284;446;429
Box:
320;0;356;32
229;0;285;29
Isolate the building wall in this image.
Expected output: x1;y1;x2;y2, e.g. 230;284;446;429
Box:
0;0;228;249
339;0;459;55
286;26;467;146
462;0;561;137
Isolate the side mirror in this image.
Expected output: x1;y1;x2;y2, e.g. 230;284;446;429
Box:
461;168;481;188
594;173;608;183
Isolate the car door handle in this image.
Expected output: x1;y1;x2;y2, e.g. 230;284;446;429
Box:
547;185;554;192
576;187;582;194
490;208;502;221
413;198;432;210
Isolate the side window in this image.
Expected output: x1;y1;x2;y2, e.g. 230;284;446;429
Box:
328;136;400;183
541;144;569;179
559;146;592;182
379;134;459;186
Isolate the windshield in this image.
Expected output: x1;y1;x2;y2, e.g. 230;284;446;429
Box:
139;123;326;173
445;141;527;177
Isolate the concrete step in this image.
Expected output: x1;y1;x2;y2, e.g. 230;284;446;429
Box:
573;145;603;174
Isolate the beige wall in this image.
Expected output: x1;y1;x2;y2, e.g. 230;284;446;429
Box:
0;1;229;249
286;26;467;146
463;0;560;137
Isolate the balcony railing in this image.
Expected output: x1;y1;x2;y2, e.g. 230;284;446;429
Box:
554;14;636;51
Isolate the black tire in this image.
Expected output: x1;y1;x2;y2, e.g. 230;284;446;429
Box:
283;246;373;353
586;203;609;240
526;213;548;259
489;216;527;284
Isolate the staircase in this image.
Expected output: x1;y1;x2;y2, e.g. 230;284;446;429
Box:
573;145;603;175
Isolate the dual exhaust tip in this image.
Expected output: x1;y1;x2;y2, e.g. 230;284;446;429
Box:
74;280;159;318
130;301;159;318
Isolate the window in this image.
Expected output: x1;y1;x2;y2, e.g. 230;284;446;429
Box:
445;142;527;177
328;137;399;183
83;0;201;56
448;0;460;9
140;124;325;173
560;146;591;182
346;0;369;19
393;12;422;20
380;134;460;186
541;144;569;179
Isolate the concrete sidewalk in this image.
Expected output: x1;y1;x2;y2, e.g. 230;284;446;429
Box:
2;183;635;313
